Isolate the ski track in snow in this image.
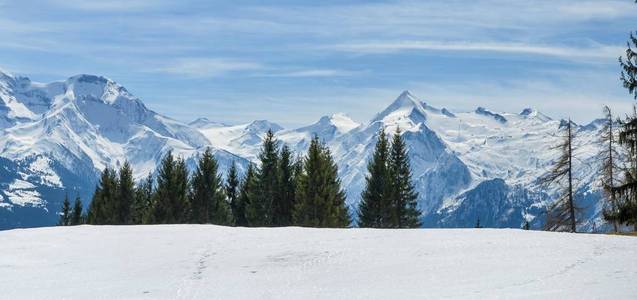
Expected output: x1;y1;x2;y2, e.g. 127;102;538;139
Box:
0;225;636;299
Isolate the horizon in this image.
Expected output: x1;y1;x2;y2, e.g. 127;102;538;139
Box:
0;69;616;129
1;0;636;127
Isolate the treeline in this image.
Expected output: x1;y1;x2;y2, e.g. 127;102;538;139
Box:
59;128;422;228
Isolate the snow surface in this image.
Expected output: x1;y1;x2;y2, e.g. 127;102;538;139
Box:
0;225;635;299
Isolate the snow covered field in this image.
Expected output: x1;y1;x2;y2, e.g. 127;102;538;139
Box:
0;226;635;299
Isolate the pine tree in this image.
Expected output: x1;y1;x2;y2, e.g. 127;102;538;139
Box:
246;129;279;226
358;128;391;228
236;163;258;226
115;161;134;224
190;148;231;224
388;127;422;228
620;32;637;99
539;120;578;232
523;221;530;230
607;108;637;230
225;161;240;225
58;194;71;226
607;12;637;231
475;217;481;229
151;152;190;224
275;144;296;226
71;195;83;225
599;106;620;232
132;173;153;224
87;167;118;225
294;135;350;227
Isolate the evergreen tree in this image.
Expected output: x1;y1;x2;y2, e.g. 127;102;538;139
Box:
58;194;71;226
358;128;391;228
132;173;153;224
475;217;481;229
294;135;350;227
388;127;422;228
236;163;258;226
539;120;579;232
87;167;118;225
607;108;637;230
115;161;134;224
620;31;637;99
71;195;83;225
599;106;620;232
523;221;530;230
151;152;190;224
190;148;231;224
246;129;279;226
225;161;240;224
275;144;296;226
607;11;637;231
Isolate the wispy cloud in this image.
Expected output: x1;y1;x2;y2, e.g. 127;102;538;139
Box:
260;69;363;78
330;41;624;61
154;58;263;77
44;0;172;12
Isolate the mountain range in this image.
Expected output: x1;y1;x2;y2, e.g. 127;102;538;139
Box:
0;71;609;230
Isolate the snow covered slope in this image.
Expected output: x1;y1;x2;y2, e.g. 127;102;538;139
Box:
0;225;635;299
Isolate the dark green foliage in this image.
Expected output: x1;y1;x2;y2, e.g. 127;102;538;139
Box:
358;127;421;228
150;151;190;224
275;144;296;226
132;173;153;224
71;195;83;225
225;161;240;225
606;108;637;230
388;127;422;228
358;128;391;227
236;163;258;226
246;130;279;226
87;167;118;225
523;221;530;230
190;148;231;225
115;161;135;224
608;12;637;230
58;194;71;226
294;135;350;227
620;32;637;99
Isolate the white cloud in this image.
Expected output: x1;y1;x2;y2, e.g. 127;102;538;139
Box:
261;69;363;78
155;58;263;77
329;41;625;61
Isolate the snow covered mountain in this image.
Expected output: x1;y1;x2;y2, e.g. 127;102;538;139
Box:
0;71;610;231
0;71;247;228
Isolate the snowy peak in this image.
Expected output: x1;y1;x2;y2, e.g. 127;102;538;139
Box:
475;107;507;123
292;113;360;141
373;90;427;125
246;120;283;133
63;74;138;107
189;117;228;129
520;108;551;122
327;113;360;133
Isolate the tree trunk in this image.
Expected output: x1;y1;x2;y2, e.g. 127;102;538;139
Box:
567;121;576;233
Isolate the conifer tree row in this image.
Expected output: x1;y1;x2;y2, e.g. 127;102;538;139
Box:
82;130;352;228
358;127;422;228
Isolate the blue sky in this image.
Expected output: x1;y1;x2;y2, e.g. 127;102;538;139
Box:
1;0;636;127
